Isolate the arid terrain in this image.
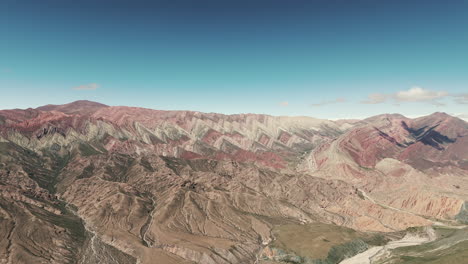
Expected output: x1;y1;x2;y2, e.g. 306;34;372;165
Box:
0;101;467;264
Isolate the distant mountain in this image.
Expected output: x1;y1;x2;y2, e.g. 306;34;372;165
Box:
36;100;109;115
0;101;466;264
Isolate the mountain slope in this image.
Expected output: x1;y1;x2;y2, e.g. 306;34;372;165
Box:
0;101;466;264
302;112;468;222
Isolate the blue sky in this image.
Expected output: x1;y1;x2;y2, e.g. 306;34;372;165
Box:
1;0;467;119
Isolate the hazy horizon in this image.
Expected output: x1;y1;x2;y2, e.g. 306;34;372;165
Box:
1;99;468;122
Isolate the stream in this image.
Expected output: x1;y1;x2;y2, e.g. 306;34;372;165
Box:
339;227;435;264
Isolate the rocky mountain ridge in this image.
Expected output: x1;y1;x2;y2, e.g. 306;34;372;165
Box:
0;101;466;264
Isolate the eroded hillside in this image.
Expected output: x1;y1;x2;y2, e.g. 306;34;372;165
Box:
0;101;467;264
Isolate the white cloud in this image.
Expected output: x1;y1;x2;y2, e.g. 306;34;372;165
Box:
361;93;388;104
279;101;289;107
430;101;446;107
395;86;448;102
73;83;100;90
311;97;346;107
452;93;468;104
361;86;448;105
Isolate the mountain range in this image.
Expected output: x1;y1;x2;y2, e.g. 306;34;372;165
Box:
0;100;467;264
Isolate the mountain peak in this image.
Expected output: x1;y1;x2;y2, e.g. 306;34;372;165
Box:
37;100;109;115
428;111;451;117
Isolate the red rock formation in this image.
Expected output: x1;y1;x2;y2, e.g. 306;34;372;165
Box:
1;101;467;264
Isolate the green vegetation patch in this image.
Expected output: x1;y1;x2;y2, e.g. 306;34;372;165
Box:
104;154;136;182
271;223;389;261
0;142;11;154
78;163;95;179
265;222;394;264
78;143;101;156
140;157;155;172
382;240;468;264
455;201;468;224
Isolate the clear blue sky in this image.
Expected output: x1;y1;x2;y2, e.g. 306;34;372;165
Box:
1;0;467;119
